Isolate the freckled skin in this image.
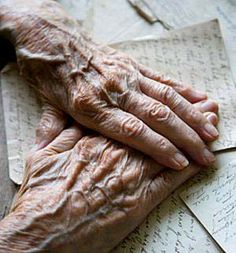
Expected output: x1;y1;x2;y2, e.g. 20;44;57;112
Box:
0;126;201;253
0;0;219;170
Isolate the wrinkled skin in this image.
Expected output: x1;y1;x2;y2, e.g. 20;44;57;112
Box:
0;1;220;252
0;125;203;253
0;0;219;170
0;85;218;253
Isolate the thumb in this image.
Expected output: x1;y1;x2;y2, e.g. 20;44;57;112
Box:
147;163;201;209
35;103;67;150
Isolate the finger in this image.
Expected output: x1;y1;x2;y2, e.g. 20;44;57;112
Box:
138;64;207;103
119;91;215;166
194;99;219;114
194;99;219;126
147;163;201;207
35;103;68;150
89;107;190;171
44;125;83;154
204;112;218;126
140;78;219;142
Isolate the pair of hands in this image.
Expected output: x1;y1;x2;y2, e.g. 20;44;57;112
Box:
0;0;219;172
0;89;217;253
0;0;219;252
0;122;209;253
0;78;217;252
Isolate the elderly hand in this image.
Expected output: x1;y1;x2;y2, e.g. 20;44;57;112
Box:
0;0;219;170
0;124;203;253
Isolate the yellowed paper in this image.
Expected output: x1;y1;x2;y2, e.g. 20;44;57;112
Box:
1;20;234;252
129;0;236;83
1;65;41;184
180;150;236;253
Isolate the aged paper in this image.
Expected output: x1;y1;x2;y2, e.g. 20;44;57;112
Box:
86;0;164;44
1;65;42;184
85;0;236;84
131;0;236;83
180;150;236;253
1;20;235;252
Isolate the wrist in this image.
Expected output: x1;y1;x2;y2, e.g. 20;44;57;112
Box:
0;212;30;252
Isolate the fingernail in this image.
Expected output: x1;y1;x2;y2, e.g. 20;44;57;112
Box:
174;153;189;169
200;100;213;111
206;113;218;125
195;90;207;99
203;148;215;164
204;123;219;138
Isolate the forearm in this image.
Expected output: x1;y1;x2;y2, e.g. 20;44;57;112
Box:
0;0;93;65
0;207;75;253
0;0;104;97
0;212;39;253
0;194;69;253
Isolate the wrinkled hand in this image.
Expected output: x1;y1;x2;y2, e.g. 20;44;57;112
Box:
0;124;203;253
0;0;219;170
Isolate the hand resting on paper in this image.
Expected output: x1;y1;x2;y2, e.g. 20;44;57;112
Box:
0;123;211;253
0;57;218;252
0;0;219;171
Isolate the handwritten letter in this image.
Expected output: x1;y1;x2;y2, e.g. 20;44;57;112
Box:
181;151;236;253
1;65;42;184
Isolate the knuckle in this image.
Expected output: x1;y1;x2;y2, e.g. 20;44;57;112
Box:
161;85;176;103
104;74;140;106
117;90;132;109
72;89;103;117
186;108;203;124
158;84;184;111
104;74;125;100
149;103;173;123
73;92;91;111
121;116;145;138
157;138;169;153
107;175;123;193
169;95;183;111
